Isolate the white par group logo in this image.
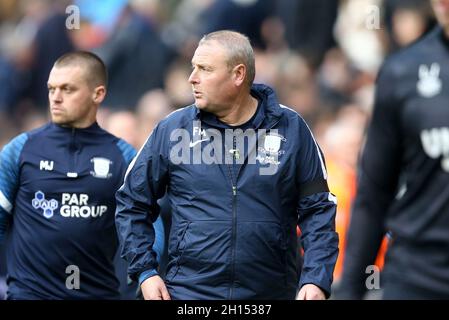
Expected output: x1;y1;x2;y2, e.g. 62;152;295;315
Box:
31;192;107;218
60;193;107;218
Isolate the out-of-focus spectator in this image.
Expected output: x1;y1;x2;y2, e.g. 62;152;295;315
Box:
0;112;17;147
164;60;194;110
1;0;74;116
200;0;276;49
161;0;214;60
276;0;338;69
317;48;353;113
20;109;48;132
253;50;280;86
95;0;174;109
318;47;376;115
135;89;172;148
273;51;318;124
23;2;76;110
384;0;435;51
335;0;384;74
0;57;18;114
104;111;140;149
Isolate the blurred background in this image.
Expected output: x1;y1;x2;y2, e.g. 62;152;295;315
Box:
0;0;437;299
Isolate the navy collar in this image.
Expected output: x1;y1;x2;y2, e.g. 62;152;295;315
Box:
195;83;282;129
50;121;101;133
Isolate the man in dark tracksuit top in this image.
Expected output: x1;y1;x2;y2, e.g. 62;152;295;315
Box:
0;52;164;299
116;31;338;300
340;1;449;299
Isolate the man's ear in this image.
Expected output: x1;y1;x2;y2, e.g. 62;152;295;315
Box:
233;64;246;87
93;85;106;104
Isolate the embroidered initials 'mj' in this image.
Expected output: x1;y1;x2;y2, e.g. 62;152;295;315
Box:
40;160;54;171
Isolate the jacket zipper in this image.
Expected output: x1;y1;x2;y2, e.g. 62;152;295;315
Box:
228;135;239;299
222;116;283;298
67;128;78;178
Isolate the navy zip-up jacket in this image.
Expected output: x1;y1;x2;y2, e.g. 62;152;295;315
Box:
0;122;164;299
116;84;338;299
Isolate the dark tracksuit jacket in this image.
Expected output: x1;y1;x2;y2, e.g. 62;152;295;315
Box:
116;84;338;300
0;122;164;299
340;26;449;298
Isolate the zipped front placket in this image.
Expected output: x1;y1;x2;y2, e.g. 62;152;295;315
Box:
227;134;240;299
67;128;78;178
211;109;281;299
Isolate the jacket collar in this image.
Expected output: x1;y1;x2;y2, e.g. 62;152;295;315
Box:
50;121;102;135
194;83;282;129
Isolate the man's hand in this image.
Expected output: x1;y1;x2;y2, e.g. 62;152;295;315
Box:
141;275;171;300
296;284;326;300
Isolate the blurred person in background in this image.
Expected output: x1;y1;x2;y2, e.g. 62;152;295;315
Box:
0;0;73;115
275;0;338;69
15;0;76;112
163;61;195;110
135;89;173;148
95;0;174;109
104;110;140;149
0;51;164;299
199;0;276;50
340;0;449;299
384;0;435;52
334;0;385;75
273;52;318;125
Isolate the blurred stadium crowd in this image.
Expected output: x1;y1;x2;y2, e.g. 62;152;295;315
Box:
0;0;437;299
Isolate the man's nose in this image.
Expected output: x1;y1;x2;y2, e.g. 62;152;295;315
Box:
189;69;199;84
51;89;62;102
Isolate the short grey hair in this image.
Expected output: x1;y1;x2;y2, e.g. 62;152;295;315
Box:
199;30;255;87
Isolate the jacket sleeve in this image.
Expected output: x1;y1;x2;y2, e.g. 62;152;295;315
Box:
295;117;339;298
0;133;28;244
115;124;169;281
339;60;402;299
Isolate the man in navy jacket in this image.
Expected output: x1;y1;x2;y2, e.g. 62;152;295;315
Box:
116;31;338;300
0;51;164;299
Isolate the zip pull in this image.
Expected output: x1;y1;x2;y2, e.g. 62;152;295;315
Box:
229;149;240;160
232;186;237;196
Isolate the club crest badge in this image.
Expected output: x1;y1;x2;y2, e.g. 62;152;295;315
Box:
90;157;112;179
264;134;282;154
417;63;442;98
256;133;286;166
